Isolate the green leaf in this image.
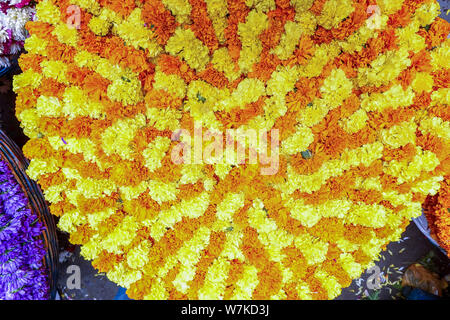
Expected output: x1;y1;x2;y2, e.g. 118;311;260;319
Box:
391;280;403;290
367;290;380;300
197;92;207;103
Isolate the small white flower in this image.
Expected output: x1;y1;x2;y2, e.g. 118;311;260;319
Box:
0;27;8;43
0;56;11;68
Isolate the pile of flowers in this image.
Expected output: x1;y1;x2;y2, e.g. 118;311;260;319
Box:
0;158;49;299
13;0;449;299
0;0;36;68
423;176;450;257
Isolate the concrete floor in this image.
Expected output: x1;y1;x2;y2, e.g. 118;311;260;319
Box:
55;233;121;300
1;3;449;299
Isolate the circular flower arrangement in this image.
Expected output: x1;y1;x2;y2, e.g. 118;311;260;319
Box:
13;0;450;299
0;158;49;300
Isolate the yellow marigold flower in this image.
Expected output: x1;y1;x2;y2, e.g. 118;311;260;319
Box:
340;109;369;134
232;265;259;300
377;0;405;15
238;10;269;73
317;0;354;30
44;183;67;203
127;241;152;269
420;117;450;141
380;121;417;149
411;176;444;196
142;136;172;172
339;254;363;279
23;34;48;55
166;28;210;71
315;270;342;300
413;72;434;93
27;158;59;180
295;233;328;265
361;85;414;112
107;77;144;106
101;115;146;159
88;15;112;36
53;23;78;46
396;24;426;53
108;263;142;289
358;48;411;87
35;96;62;117
35;0;60;25
294;10;317;35
162;0;192;24
13;69;42;90
281;126;314;155
430;42;450;71
290;0;314;13
211;48;240;81
272;21;303;60
205;0;228;43
115;8;160;55
153;70;187;98
415;1;441;27
71;0;101;15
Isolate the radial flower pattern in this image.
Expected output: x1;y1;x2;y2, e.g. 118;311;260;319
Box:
12;0;450;299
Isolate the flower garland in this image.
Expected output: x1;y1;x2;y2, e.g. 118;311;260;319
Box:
0;158;49;300
13;0;449;300
423;176;450;257
0;0;36;68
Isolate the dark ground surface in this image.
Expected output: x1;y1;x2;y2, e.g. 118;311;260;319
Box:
1;3;449;300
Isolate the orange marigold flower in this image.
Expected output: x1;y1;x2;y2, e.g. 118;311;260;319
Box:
142;0;178;45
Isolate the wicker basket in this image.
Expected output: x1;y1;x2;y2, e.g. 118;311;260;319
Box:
0;129;59;299
0;57;18;78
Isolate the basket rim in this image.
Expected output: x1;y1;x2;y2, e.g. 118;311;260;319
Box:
413;212;448;256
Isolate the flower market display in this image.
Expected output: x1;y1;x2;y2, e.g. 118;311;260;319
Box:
0;0;36;68
12;0;449;300
0;157;49;299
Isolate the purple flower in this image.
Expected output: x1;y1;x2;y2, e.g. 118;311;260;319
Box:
0;159;50;300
